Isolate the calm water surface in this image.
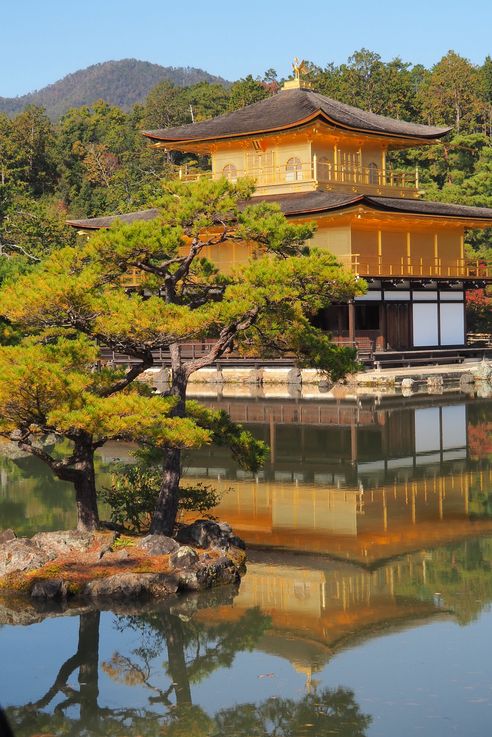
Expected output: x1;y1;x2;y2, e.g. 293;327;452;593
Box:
1;392;492;736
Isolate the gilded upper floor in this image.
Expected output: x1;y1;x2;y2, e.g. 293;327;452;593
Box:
143;87;450;199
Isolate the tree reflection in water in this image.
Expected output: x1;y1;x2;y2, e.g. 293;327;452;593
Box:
5;601;371;737
214;689;371;737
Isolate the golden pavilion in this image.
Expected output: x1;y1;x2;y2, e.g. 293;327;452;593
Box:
69;61;492;359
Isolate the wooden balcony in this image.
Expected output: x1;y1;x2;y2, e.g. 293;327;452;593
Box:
178;160;418;197
120;256;489;290
341;254;490;279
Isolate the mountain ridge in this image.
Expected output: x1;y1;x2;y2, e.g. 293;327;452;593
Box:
0;59;228;119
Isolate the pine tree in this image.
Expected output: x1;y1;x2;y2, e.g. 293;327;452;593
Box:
0;178;364;534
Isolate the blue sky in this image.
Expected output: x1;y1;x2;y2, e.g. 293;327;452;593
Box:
1;0;491;97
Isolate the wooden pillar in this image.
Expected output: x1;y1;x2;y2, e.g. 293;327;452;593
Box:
348;301;356;344
463;290;468;345
269;415;276;465
380;302;387;351
350;422;358;465
337;305;344;337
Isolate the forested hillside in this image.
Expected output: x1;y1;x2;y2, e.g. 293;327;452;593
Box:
0;59;228;119
0;49;491;273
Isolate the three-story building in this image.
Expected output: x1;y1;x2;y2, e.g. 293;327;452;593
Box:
69;68;492;359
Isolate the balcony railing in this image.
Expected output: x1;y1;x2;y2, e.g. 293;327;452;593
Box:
120;257;489;290
177;160;418;194
120;268;144;288
316;161;417;190
340;254;490;279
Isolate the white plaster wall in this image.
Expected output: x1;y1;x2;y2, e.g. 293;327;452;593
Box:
440;303;465;345
441;405;466;449
413;303;438;346
415;407;440;453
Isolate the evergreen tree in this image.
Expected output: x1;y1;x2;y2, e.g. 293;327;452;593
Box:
0;178;363;534
228;75;269;110
418;51;480;132
0;336;209;530
142;80;189;130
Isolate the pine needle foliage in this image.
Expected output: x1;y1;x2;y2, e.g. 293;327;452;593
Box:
0;178;364;534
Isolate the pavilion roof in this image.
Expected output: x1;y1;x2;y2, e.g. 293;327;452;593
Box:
66;208;160;230
66;193;492;230
142;88;451;145
253;191;492;220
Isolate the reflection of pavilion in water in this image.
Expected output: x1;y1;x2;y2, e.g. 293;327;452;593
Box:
198;536;492;687
190;397;492;685
181;397;492;562
189;394;475;483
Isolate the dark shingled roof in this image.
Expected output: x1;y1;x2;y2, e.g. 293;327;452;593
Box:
143;88;450;144
251;191;360;215
253;192;492;220
66;193;492;230
66;208;160;230
366;195;492;220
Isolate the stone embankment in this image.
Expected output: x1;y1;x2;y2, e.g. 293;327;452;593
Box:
141;360;492;398
0;521;245;604
355;359;492;396
0;579;238;628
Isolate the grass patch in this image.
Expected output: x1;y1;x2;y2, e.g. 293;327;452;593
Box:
112;536;136;549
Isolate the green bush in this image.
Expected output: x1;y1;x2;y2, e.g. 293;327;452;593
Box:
99;462;224;533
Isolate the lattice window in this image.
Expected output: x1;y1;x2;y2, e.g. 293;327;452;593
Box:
318;155;330;181
222;164;237;182
246;151;274;183
285;156;303;182
368;162;379;185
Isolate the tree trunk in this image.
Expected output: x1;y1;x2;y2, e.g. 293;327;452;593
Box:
164;615;192;706
150;358;186;536
31;611;100;723
150;448;181;535
73;439;99;532
78;612;100;727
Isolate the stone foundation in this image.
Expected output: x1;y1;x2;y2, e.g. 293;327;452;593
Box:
156;359;492;399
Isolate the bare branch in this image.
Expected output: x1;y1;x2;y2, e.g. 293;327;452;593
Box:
0;240;41;262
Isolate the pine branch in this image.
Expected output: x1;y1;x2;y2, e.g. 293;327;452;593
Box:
184;307;259;375
99;351;154;397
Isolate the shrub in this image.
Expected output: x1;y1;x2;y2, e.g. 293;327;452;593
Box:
99;462;224;533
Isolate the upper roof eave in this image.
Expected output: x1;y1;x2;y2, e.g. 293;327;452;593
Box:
143;110;450;147
142;89;451;146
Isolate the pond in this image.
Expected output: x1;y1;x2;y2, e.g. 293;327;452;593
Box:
1;392;492;736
